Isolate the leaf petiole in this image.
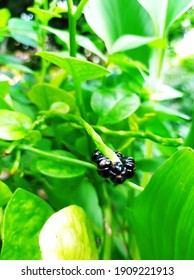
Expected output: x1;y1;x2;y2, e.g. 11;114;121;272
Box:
93;126;184;147
21;145;96;170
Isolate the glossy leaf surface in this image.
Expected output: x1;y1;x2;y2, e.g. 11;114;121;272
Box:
0;181;12;208
0;110;32;140
39;205;98;260
91;89;140;124
37;52;109;82
28;83;77;112
36;150;87;178
137;0;193;36
128;148;194;259
84;0;153;53
1;188;53;260
8;18;37;48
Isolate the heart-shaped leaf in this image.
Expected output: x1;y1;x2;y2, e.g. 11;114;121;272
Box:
28;83;77;112
1;188;54;260
39;205;98;260
36;150;87;178
0;110;32;140
102;94;140;124
91;88;140;124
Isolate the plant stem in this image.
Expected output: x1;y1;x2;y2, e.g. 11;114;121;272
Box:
74;0;89;20
102;202;112;260
150;48;165;81
4;142;18;155
75;79;85;116
94;181;112;259
57;114;121;163
126;181;144;192
67;0;77;57
141;139;153;187
43;0;49;10
93;126;183;147
10;150;21;175
21;145;96;169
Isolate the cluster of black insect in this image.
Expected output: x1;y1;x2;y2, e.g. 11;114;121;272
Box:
91;149;135;185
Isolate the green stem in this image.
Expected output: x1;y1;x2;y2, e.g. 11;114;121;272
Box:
141;139;153;187
10;150;21;175
74;0;89;20
94;181;112;260
102;202;112;260
3;142;18;155
49;0;58;11
125;181;144;192
93;126;183;147
21;145;96;169
43;0;49;10
35;17;49;82
150;48;165;81
75;79;85;116
56;114;121;163
67;0;77;57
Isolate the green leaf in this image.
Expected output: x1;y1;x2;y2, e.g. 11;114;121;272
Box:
102;94;140;124
1;188;54;260
128;147;194;259
0;181;12;207
5;63;34;74
36;150;87;178
39;205;98;260
28;7;61;23
0;80;10;99
138;104;190;121
136;156;166;172
0;54;23;65
44;26;69;45
108;53;147;85
8;18;37;48
111;35;158;53
150;84;183;101
50;102;70;114
91;89;140;124
0;99;13;110
37;52;109;82
28;83;77;112
0;110;32;140
137;0;193;36
0;81;13;110
76;34;106;61
73;178;103;231
84;0;153;64
45;26;106;60
0;81;10;97
91;89;122;116
0;8;11;27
